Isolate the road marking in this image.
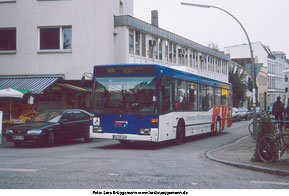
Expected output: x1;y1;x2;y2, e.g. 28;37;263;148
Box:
0;168;38;172
107;173;120;176
251;181;289;186
191;182;198;186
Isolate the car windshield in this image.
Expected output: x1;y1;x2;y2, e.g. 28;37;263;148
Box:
93;77;157;115
30;111;63;123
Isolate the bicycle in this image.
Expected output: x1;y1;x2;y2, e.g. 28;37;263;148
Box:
257;120;289;162
248;120;259;136
248;113;273;136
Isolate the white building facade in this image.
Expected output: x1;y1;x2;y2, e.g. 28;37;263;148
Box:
224;42;286;110
269;51;287;106
0;0;133;80
114;15;230;83
0;0;133;113
0;1;230;118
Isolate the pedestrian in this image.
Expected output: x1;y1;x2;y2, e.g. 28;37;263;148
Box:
272;96;285;121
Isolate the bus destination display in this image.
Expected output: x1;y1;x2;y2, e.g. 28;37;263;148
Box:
95;65;156;75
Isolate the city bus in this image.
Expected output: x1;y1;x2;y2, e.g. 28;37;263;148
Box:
90;64;232;145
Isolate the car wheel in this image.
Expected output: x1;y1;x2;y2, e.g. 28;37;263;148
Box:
46;132;55;147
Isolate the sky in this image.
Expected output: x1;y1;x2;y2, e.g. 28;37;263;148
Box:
134;0;289;56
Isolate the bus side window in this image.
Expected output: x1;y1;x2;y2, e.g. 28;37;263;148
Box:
160;77;172;113
189;83;198;111
174;80;191;111
214;87;222;106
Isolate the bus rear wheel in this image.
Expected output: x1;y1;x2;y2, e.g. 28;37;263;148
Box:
214;120;221;136
175;125;185;145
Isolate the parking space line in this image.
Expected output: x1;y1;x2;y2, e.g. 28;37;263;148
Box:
0;168;38;172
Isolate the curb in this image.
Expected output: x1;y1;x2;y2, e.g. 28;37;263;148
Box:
205;135;289;176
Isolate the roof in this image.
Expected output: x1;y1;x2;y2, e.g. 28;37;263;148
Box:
0;74;64;94
114;15;230;61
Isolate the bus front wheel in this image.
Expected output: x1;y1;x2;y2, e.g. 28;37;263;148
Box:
175;125;185;145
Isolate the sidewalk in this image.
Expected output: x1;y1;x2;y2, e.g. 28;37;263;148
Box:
206;135;289;176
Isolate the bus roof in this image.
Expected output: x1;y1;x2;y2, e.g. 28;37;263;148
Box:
93;64;232;90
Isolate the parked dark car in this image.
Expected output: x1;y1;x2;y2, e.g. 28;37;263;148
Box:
250;106;263;118
232;107;241;122
237;107;251;120
6;109;92;147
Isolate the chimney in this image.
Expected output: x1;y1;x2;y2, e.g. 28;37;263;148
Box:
151;10;159;27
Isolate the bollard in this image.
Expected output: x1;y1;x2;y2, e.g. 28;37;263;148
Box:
0;111;2;145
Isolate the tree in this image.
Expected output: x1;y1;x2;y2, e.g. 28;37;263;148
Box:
207;42;220;52
229;66;248;107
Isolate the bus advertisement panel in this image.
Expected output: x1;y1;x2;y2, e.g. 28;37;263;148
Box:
90;64;232;145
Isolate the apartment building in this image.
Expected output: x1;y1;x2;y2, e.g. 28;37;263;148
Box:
224;42;287;110
270;51;287;106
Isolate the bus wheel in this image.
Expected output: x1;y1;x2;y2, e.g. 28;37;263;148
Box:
175;125;185;145
214;120;221;136
119;140;130;145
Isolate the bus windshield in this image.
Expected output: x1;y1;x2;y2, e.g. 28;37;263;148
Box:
93;77;157;115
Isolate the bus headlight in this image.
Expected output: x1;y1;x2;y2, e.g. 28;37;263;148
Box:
93;126;103;133
139;128;151;135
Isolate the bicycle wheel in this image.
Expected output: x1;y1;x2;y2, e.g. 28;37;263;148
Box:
257;135;279;163
248;122;253;135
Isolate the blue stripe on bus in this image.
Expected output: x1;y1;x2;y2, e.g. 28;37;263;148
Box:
94;64;232;90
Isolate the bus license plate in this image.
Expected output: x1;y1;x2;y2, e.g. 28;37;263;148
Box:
113;135;127;140
13;136;24;141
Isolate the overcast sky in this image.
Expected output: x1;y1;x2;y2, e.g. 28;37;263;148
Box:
134;0;289;56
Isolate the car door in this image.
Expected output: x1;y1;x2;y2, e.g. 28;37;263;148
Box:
72;111;90;139
60;112;75;141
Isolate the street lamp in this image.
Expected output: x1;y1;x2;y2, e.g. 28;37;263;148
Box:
181;2;257;136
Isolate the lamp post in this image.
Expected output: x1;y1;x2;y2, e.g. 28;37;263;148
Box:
181;2;257;136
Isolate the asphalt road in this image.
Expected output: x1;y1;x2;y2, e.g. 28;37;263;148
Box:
1;120;289;189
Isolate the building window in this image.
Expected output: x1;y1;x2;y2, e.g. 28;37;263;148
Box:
154;37;158;59
173;44;177;63
129;29;134;54
39;26;72;51
135;31;140;56
0;28;16;52
158;39;163;60
63;27;72;49
169;42;173;63
141;33;146;57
